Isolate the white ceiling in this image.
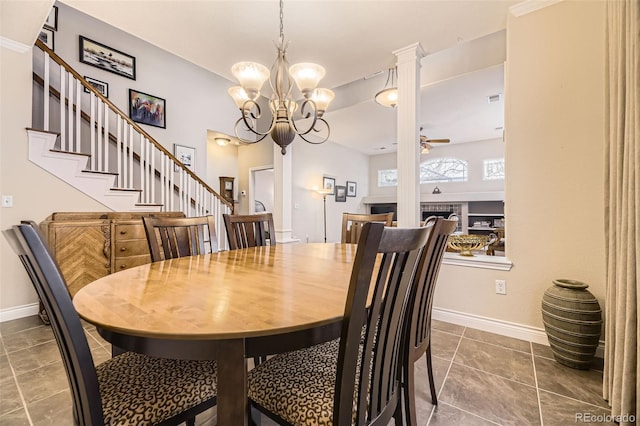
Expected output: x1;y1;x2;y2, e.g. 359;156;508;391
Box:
23;0;518;155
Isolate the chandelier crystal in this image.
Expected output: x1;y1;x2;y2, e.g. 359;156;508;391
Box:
228;0;334;155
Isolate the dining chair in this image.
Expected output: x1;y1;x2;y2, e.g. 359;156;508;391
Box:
340;212;393;243
142;215;218;262
400;216;458;425
223;212;276;250
247;221;431;425
4;221;218;426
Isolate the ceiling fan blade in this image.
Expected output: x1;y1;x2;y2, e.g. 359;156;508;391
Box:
425;138;450;143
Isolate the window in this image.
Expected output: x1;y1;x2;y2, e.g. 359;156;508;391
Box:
420;158;468;183
483;158;505;180
378;169;398;187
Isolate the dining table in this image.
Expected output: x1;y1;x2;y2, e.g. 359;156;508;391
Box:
72;242;359;426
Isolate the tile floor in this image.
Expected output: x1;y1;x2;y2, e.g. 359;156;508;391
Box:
0;316;612;425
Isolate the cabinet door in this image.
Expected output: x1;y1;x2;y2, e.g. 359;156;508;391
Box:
47;221;110;297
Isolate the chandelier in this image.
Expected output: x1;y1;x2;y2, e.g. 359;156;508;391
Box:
227;0;334;155
375;67;398;108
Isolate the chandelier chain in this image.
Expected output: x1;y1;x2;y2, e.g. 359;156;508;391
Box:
279;0;284;41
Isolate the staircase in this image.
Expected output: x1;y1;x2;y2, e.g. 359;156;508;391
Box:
30;40;231;246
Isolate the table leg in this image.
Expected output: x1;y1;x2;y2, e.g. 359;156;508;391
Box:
216;339;248;426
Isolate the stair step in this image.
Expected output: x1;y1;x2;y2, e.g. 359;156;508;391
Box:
27;127;59;136
135;203;164;207
111;188;142;193
82;170;118;176
50;149;90;157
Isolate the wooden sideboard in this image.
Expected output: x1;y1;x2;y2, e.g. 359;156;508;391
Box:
40;212;184;299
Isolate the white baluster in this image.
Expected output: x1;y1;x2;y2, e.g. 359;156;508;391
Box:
117;118;122;188
75;79;81;152
90;93;95;170
44;52;50;131
96;100;102;170
139;134;145;201
60;68;66;150
67;73;73;152
104;107;109;172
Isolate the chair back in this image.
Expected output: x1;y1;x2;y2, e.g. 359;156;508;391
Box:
404;216;458;358
142;215;218;262
4;221;103;425
334;222;431;425
341;212;394;244
223;213;276;250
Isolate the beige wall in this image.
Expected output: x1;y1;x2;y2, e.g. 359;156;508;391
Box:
434;0;606;329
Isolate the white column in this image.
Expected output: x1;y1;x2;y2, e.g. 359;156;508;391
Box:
394;42;425;227
272;143;297;243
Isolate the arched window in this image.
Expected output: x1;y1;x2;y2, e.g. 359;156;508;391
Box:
420;158;468;183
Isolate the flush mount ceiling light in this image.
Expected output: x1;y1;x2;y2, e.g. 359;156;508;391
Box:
215;137;230;147
227;0;334;155
374;67;398;108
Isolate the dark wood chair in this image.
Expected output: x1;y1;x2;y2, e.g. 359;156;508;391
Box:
400;216;458;425
4;221;218;426
247;222;430;425
223;213;276;250
142;215;218;262
341;212;394;243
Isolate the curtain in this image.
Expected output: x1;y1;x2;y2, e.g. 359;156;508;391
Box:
603;0;639;424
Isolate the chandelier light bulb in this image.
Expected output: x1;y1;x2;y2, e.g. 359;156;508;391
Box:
228;86;252;110
231;62;270;99
311;88;335;116
289;63;326;98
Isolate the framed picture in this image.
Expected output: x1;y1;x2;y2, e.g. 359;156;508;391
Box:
129;89;166;128
335;185;347;202
346;181;357;197
323;176;336;195
44;6;58;31
79;36;136;80
38;28;54;51
83;76;109;98
174;144;195;172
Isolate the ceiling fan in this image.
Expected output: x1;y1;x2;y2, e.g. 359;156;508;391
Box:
419;128;450;154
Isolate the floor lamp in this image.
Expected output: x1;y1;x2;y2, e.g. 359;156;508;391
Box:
316;189;332;243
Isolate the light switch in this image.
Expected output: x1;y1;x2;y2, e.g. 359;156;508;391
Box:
2;195;13;208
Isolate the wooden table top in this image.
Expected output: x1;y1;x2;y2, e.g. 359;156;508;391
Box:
73;243;358;341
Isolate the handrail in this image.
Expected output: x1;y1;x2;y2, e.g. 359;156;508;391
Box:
34;39;232;210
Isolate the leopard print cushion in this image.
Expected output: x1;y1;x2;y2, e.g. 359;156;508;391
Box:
96;351;217;425
248;339;362;426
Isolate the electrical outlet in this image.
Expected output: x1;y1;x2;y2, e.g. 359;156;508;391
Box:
495;279;506;295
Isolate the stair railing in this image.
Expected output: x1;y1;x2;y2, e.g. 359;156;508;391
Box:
32;40;232;228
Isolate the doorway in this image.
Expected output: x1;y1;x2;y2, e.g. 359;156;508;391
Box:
250;167;274;214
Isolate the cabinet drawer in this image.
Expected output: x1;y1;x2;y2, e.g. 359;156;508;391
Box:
114;224;146;240
114;240;150;257
113;254;151;272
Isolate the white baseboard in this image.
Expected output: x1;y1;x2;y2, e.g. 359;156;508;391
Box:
432;307;605;359
0;303;40;323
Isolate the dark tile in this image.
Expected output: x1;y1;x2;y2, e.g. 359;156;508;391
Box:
15;361;68;404
90;344;111;366
539;390;615;425
0;407;30;425
0;377;23;416
411;354;452;421
0;336;5;354
535;356;607;408
2;325;54;353
428;402;498;426
86;327;110;348
439;363;540;425
6;341;61;375
0;354;13;385
532;342;554;359
195;406;216;425
454;338;535;386
431;330;461;361
0;316;44;336
432;320;465;336
463;327;531;353
27;390;74;426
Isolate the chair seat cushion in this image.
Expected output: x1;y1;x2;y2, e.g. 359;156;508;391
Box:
248;339;342;426
96;352;217;425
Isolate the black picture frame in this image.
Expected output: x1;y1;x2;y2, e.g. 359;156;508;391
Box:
79;36;136;80
346;181;357;197
83;76;109;98
323;176;336;195
38;28;54;51
129;89;166;128
335;185;347;202
44;6;58;31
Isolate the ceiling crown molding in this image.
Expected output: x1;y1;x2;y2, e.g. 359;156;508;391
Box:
1;36;31;53
509;0;563;17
